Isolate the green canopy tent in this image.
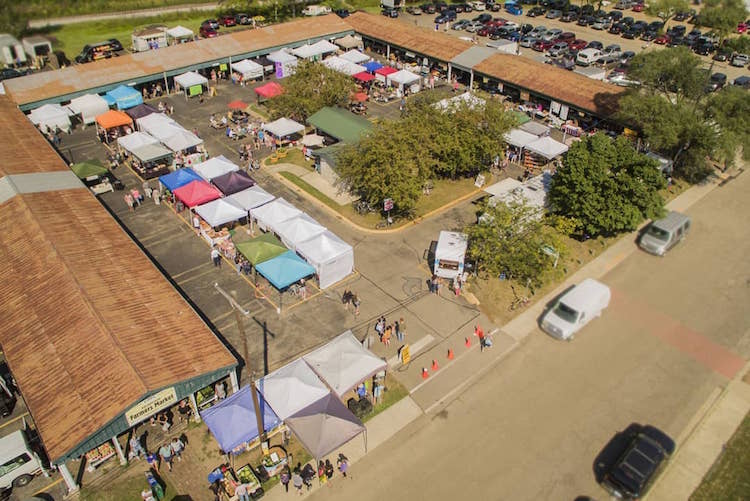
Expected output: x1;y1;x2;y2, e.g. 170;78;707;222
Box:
70;161;109;179
510;111;531;125
236;233;287;266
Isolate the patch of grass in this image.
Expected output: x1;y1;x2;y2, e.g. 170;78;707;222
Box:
691;412;750;501
80;470;178;501
22;0;211;18
248;103;271;121
363;373;408;422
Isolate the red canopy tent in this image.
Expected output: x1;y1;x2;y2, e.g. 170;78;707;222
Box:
374;67;397;77
353;72;375;83
173;180;222;208
254;82;284;99
352;92;369;102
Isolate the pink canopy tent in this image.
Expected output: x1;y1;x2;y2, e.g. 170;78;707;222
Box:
173;180;222;208
254;82;284;99
353;71;375;82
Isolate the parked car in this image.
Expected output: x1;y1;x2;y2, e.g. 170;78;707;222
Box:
568;39;587;51
474;12;493;22
608;23;624;34
621;26;641;39
470;1;487;10
530;25;547;35
598;424;676;500
0;68;25;81
640;31;657;42
673;10;691;21
541;28;562;40
532;39;555;51
421;3;437;13
738;22;748;33
586;40;603;50
731;53;749;67
202;19;220;30
540;279;611;340
713;49;731;61
505;3;523;15
407;6;423;14
465;20;486;31
335;8;351;17
631;2;644;11
560;10;579;22
199;25;219;38
234;13;251;24
220;15;236;27
620;50;635;61
732;75;750;88
545;8;562;18
576;47;602;66
706;72;727;91
577;15;595;26
654;33;671;44
556;31;575;42
520;35;539;47
549;55;576;69
452;19;471;29
527;6;545;16
694;42;715;56
383;7;399;17
548;41;570;56
592;18;611;30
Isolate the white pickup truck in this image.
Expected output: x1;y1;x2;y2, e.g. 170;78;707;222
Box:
302;5;332;15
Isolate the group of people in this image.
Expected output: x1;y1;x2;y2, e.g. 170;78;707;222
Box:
341;290;361;315
374;316;406;346
430;273;463;296
124;181;164;211
130;432;185;473
280;454;349;495
142;82;165;101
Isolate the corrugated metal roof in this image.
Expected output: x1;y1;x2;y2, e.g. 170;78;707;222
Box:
307;106;372;144
450;46;498;70
4;15;353;107
0;96;237;462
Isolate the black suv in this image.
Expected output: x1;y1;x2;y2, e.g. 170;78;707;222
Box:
599;424;675;500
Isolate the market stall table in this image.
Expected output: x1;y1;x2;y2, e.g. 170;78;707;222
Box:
174;70;209;98
96;110;134;143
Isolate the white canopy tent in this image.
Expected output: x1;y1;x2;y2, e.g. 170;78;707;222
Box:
130;142;173;163
387;69;421;90
339;49;369;64
296;231;354;289
28;103;73;133
503;128;539;149
136;112;177;134
161;128;203;153
262;117;305;139
518;120;550;137
194;198;248;227
166;25;193;44
174;71;209;98
67;94;109;125
302;330;387;398
484;172;551;213
291;44;325;60
335;34;361;50
267;50;298;78
255;358;330;420
525;136;568;160
434;231;468;279
145;122;188;143
310;40;339;55
323;56;366;76
276;213;327;250
231;59;263;80
434;92;485;112
193;155;239;180
250;197;301;232
228;185;275;212
117;131;159;154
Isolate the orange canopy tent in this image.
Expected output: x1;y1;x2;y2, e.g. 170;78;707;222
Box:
96;110;133;130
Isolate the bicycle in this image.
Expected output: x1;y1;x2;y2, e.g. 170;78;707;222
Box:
508;296;530;311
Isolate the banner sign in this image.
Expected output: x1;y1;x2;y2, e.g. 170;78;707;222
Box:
383;198;394;211
125;387;177;426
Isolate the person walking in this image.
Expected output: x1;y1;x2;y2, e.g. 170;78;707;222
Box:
292;469;304;495
324;460;334;482
382;324;392;346
474;325;486;352
352;293;360;316
280;465;291;493
395;318;405;342
337;454;348;478
235;483;250;501
124;193;135;212
318;460;327;485
170;437;185;462
146;452;159;472
158;443;174;472
129;434;146;460
211;246;222;268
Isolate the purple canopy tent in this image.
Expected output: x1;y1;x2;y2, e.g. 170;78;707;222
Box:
211;170;256;196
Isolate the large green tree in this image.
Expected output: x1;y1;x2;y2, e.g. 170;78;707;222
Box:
0;0;29;38
697;0;748;44
267;60;355;122
548;133;666;237
466;199;566;290
646;0;690;28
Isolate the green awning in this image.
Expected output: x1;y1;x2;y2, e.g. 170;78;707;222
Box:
236;233;288;265
70;161;109;179
511;110;531;125
307;106;372;144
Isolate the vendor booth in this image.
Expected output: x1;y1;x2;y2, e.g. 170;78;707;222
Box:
255;359;330;420
201;386;281;455
174;71;209;98
302;330;387;398
518;120;550;137
161;128;203;154
195;198;248;229
261;117;305;144
104;85;144;110
166;25;194;45
231;59;264;83
159;167;203;192
255;251;316;291
70;160;108;180
374;66;397;83
296;231;354;289
335;34;362;50
129;143;174;179
353;71;375;84
236;233;287;267
173;180;222;208
136;112;177;134
253;81;283;102
291;43;326;61
131;26;167;52
250;197;301;232
503;128;539;149
524;136;568;160
323;56;366;76
340;49;369;64
125;103;158;121
95;110;133;142
193;155;240;180
276;213;327;250
363;61;383;73
117;131;159;157
28;103;73;133
387;69;421;93
228;185;275;212
66;94;109;126
433;231;468;280
211;170;255;196
266;50;298;78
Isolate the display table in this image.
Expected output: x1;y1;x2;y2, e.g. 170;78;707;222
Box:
90;180;114;195
85;443;115;471
261;449;288;477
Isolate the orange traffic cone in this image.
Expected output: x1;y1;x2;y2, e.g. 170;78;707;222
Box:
447;348;454;360
465;337;471;348
431;359;439;371
421;367;429;379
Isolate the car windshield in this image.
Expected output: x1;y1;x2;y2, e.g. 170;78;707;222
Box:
554;302;579;323
647;225;669;241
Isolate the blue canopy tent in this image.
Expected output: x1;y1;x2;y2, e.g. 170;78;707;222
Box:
255;250;315;290
200;386;281;454
159;167;202;192
364;61;383;73
105;85;144;110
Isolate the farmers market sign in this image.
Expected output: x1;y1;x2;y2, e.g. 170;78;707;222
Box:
125;387;177;426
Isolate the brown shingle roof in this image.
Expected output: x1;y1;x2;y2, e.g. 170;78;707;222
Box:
345;11;472;61
0;96;236;461
4;15;353;106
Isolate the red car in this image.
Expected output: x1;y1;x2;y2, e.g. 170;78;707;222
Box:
654;33;670;44
532;39;555;51
631;3;644;11
220;15;236;27
556;31;576;42
568;39;587;50
199;25;218;38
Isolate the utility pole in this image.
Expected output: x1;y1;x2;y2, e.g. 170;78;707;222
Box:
214;283;266;442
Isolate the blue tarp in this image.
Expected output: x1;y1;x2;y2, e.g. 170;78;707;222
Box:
256;250;316;290
106;85;144;110
159;168;202;192
364;61;383;73
200;386;281;453
102;94;116;106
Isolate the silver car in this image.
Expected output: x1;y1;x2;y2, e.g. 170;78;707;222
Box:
530;25;547;36
520;35;538;47
548;42;569;57
541;28;562;41
465;20;485;32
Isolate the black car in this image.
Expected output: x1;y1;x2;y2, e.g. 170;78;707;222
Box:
609;22;624;34
474;12;492;22
560;10;578;21
335;8;350;17
622;27;640;39
577;15;595;26
667;25;686;37
608;10;623;21
383;7;399;17
733;75;750;88
673;10;691;21
421;3;437;13
586;40;603;50
0;68;25;81
599;424;675;500
640;31;656;42
706;72;727;91
686;28;702;42
694;42;714;55
580;4;594;15
621;16;634;26
527;6;546;16
667;36;685;47
713;49;731;61
234;13;251;24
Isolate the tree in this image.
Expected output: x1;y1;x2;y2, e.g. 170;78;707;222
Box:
548;133;666;237
706;86;750;166
646;0;690;28
0;0;29;38
267;61;355;122
466;199;566;290
697;0;748;44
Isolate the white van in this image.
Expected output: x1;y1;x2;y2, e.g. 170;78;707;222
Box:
540;279;611;340
576;48;602;67
302;5;332;15
0;428;43;489
639;211;691;256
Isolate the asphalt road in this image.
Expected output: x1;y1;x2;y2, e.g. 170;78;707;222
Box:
306;169;750;501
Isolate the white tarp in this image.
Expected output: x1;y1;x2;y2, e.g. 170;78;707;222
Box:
195;197;247;227
255;358;330;420
117;131;159;153
503;128;539;149
323;56;366;76
251;197;301;232
130;142;173;163
435;231;468;263
310;40;339;55
28;103;72;133
174;71;208;89
339;49;369;64
67;94;109;125
166;25;193;38
291;44;324;59
335;34;361;50
518;121;550;137
193;155;239;180
300;134;325;147
485;172;552;213
484;178;522;198
228;185;275;211
434;92;485;112
161;128;203;152
296;231;354;289
267;50;297;63
262;117;305;138
525;136;568;160
136;112;177;134
387;69;420;87
303;330;387;397
276;213;327;250
232;59;263;80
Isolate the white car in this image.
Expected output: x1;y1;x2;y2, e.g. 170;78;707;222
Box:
540;279;611;340
465;20;486;32
541;28;562;41
470;1;487;11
